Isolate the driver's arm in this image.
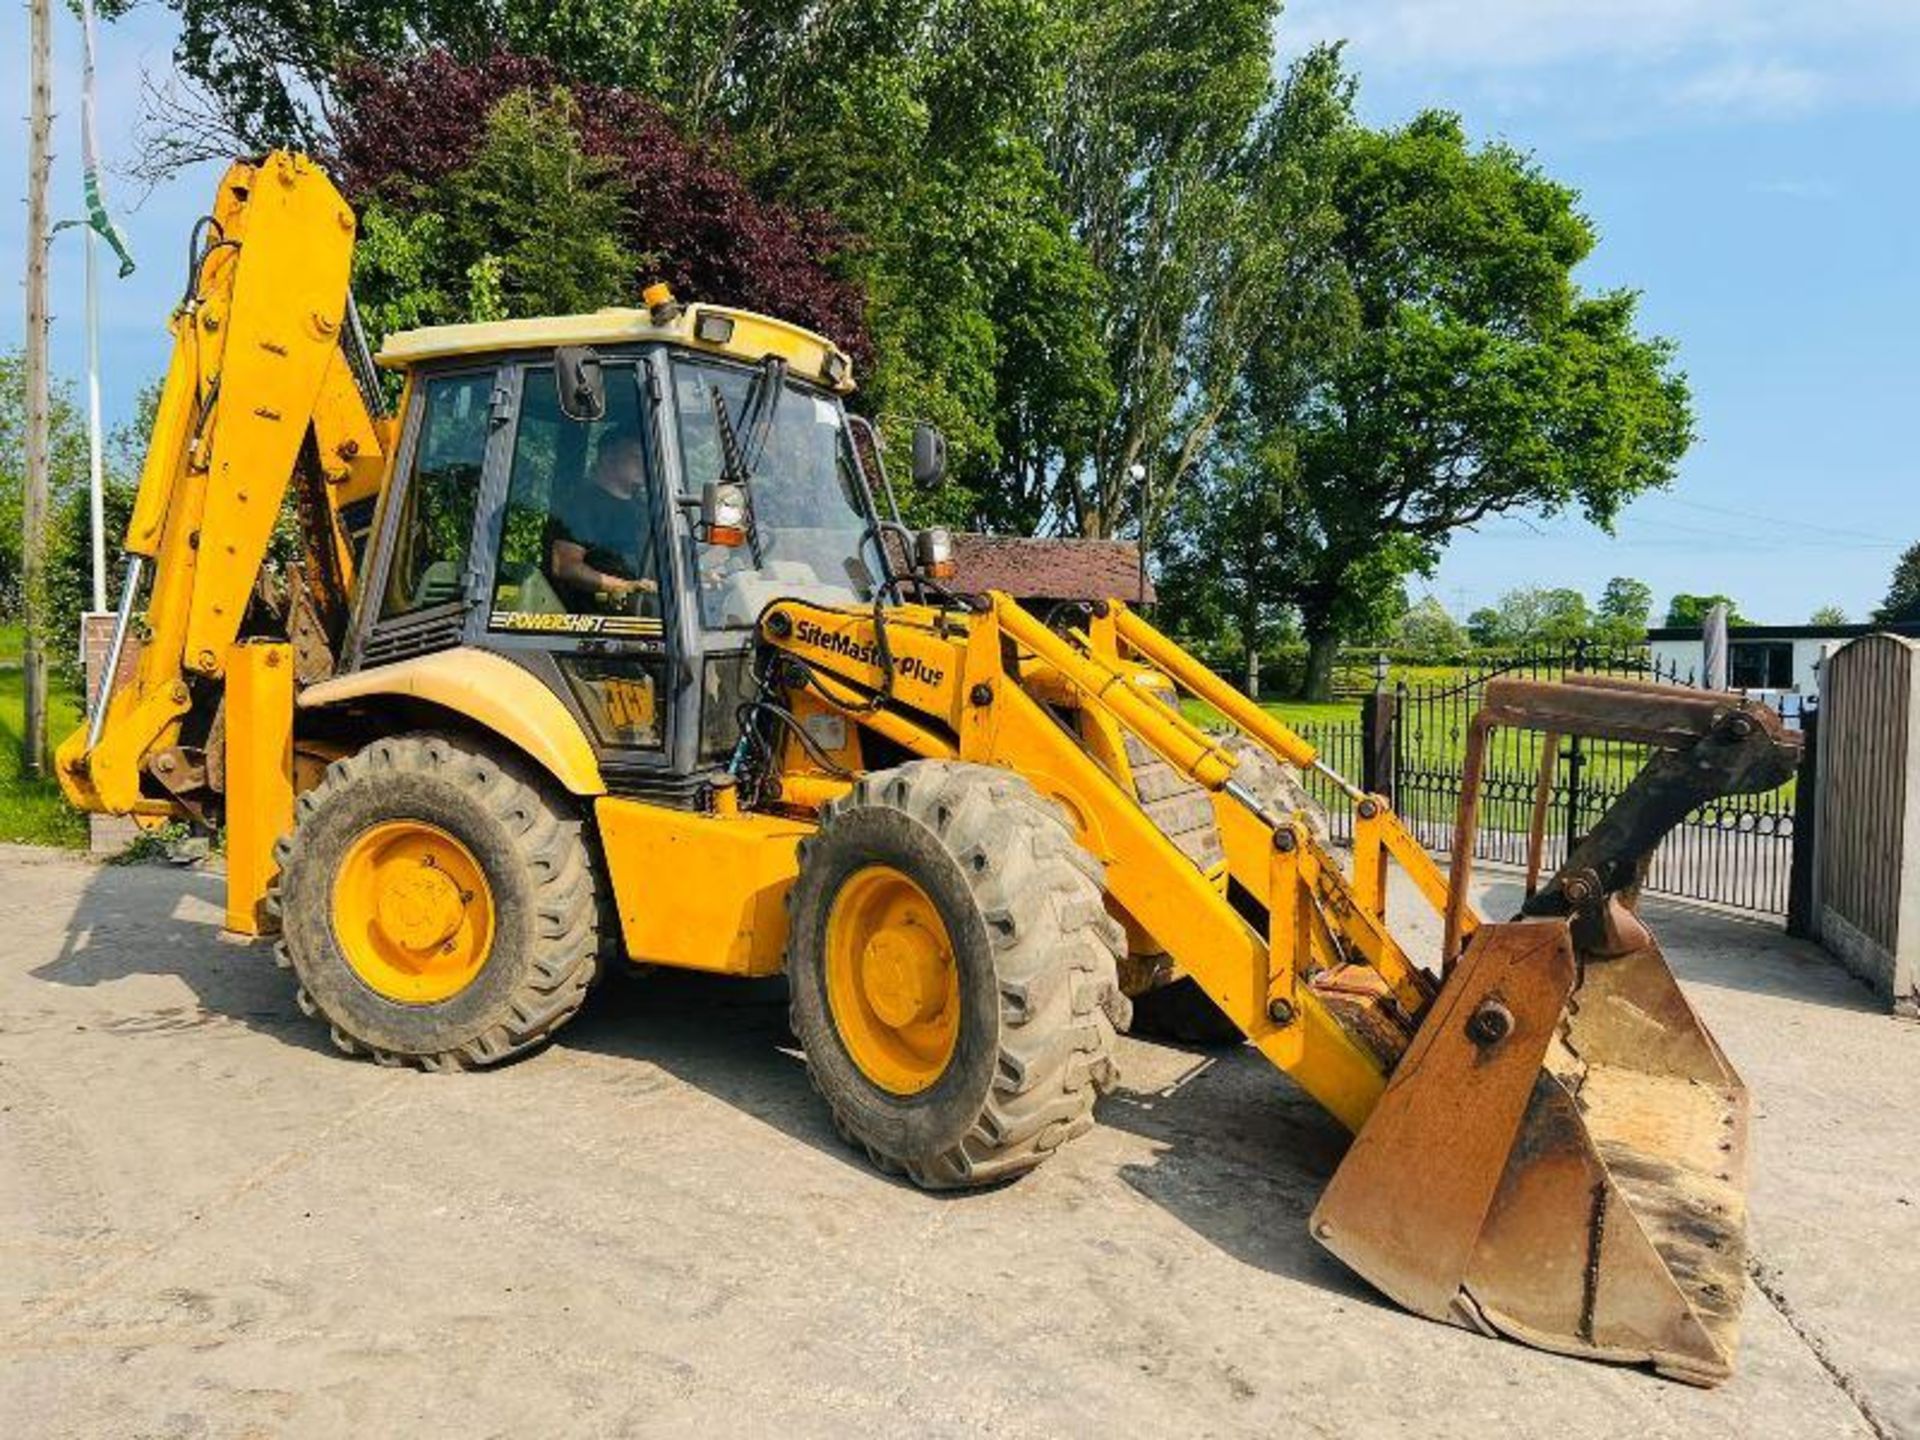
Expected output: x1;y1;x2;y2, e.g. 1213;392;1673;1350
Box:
550;538;652;597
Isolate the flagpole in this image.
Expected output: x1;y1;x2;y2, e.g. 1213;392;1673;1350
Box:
76;0;126;617
86;225;107;613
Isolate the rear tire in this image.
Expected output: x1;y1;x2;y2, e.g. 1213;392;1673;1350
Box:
270;734;600;1070
1221;733;1328;842
1128;735;1329;1047
787;761;1128;1189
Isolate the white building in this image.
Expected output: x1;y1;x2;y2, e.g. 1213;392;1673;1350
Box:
1646;621;1920;701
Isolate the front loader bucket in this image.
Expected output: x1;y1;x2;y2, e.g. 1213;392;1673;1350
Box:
1311;917;1749;1385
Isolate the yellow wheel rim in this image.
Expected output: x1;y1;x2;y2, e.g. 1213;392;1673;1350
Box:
331;820;496;1004
824;865;961;1095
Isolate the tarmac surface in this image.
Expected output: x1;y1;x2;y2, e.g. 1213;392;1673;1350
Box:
0;843;1912;1438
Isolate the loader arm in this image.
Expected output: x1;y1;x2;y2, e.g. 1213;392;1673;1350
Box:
762;591;1795;1383
56;152;386;824
762;593;1424;1128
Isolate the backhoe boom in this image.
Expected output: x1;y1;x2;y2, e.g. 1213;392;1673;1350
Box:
57;153;384;829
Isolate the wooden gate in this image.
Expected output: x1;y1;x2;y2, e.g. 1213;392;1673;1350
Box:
1812;634;1920;1015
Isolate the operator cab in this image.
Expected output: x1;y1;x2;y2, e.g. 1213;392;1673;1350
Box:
347;291;943;802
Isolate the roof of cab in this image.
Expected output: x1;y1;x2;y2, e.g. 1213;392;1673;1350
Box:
374;300;856;394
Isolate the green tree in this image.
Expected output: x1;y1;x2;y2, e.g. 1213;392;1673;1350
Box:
1041;0;1292;539
718;1;1110;523
1466;586;1592;648
1393;595;1466;660
352;89;637;334
121;0;755;159
1875;542;1920;623
1231;104;1690;698
1145;46;1362;682
1594;575;1653;643
1156;429;1304;696
0;352;93;616
1809;603;1848;626
1665;592;1748;627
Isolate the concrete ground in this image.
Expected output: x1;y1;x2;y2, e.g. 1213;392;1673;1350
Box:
0;844;1912;1439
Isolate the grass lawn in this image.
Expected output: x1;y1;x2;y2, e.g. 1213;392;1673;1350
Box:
0;623;90;849
1183;696;1364;730
1182;663;1795;836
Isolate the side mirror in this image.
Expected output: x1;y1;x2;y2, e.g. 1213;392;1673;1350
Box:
554;345;606;422
911;421;947;488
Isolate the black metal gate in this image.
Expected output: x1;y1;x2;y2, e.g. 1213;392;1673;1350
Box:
1287;642;1799;917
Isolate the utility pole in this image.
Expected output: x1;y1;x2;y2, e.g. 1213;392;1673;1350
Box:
22;0;55;777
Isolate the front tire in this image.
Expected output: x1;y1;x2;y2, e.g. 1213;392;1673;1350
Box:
787;762;1128;1189
270;734;601;1070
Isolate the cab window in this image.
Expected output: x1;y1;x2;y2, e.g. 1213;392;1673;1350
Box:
671;357;879;629
490;363;661;631
381;371;492;619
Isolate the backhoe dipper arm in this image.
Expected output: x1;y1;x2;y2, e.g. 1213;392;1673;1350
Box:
56;152;383;818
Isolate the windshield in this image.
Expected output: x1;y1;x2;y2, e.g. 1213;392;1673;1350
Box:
672;356;880;628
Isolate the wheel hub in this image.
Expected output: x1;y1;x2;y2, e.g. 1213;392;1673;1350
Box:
374;860;467;953
331;821;496;1004
825;865;961;1095
860;925;947;1029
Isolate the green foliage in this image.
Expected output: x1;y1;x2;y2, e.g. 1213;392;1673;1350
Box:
47;478;139;694
1809;603;1849;626
0;352;92;615
1595;575;1654;644
1875;542;1920;623
1040;0;1293;537
351;204;452;339
1467;586;1592;648
0;650;87;848
352;89;637;334
1393;595;1467;659
126;4;1700;701
735;2;1113;526
149;0;728;147
445;90;639;316
1166;61;1691;698
1665;592;1748;627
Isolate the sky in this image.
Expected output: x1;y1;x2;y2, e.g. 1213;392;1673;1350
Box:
4;1;1917;626
1278;1;1920;625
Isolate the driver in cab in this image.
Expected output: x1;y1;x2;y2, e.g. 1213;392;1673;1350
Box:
549;431;659;614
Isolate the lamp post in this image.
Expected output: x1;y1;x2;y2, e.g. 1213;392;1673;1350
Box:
1128;461;1148;605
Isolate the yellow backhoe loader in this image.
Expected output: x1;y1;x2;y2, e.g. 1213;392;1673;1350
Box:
60;153;1799;1385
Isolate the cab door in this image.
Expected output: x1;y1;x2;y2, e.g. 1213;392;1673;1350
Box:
471;356;683;796
352;364;506;668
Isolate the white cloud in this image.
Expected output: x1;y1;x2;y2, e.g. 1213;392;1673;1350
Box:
1279;0;1920;127
1674;58;1827;116
1285;0;1920;72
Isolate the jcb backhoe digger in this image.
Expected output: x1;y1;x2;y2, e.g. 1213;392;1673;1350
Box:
60;153;1800;1385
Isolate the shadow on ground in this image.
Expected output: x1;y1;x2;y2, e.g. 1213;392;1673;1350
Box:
28;858;334;1056
566;964;1379;1303
36;854;1870;1322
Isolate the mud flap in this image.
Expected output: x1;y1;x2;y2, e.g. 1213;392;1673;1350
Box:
1310;919;1748;1385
